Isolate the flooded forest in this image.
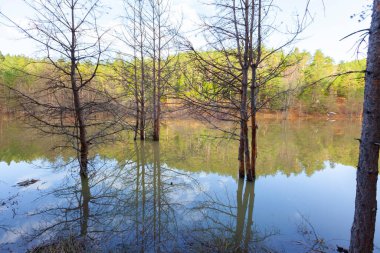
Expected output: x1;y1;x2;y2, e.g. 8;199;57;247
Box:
0;0;379;252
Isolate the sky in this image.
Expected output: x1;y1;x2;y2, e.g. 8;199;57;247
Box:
0;0;372;62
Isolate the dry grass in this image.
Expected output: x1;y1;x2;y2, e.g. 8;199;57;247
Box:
28;236;86;253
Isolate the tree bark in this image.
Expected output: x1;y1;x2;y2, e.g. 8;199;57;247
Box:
244;119;252;181
239;127;245;178
240;69;250;179
70;3;88;178
249;0;261;180
349;1;380;252
153;0;162;142
250;110;257;179
153;31;162;142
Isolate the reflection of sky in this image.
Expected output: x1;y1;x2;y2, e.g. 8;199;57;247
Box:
0;160;68;250
253;163;362;250
0;158;379;252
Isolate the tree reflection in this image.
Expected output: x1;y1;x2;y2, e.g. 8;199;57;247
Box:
80;174;90;240
1;142;192;252
186;178;276;253
235;179;255;251
0;139;344;252
0;118;362;178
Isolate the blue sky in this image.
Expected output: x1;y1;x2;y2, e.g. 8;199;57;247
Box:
0;0;372;62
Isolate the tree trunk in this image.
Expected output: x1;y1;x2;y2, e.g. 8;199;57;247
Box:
249;82;258;180
153;47;161;142
70;5;88;178
134;64;140;141
153;1;162;142
244;120;252;181
239;69;250;179
250;110;257;179
239;127;245;178
349;1;380;252
249;0;261;180
73;87;88;178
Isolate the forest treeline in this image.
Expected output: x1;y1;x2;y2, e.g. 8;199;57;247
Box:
0;49;365;118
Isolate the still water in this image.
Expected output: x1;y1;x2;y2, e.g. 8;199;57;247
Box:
0;118;378;252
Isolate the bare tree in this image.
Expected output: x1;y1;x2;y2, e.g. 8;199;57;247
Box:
120;0;148;141
182;0;308;180
349;0;380;252
0;0;124;178
117;0;146;140
119;0;181;141
147;0;181;141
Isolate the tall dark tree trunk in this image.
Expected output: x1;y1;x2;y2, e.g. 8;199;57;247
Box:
349;1;380;252
241;68;251;180
239;127;245;178
244;120;251;180
153;47;161;142
249;0;261;180
250;109;257;178
73;86;88;178
70;5;88;178
134;68;140;141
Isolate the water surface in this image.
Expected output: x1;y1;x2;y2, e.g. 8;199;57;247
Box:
0;118;378;252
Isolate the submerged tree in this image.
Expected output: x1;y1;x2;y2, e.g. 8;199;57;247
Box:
119;0;181;141
118;0;147;140
182;0;309;180
148;0;180;141
0;0;124;178
349;0;380;252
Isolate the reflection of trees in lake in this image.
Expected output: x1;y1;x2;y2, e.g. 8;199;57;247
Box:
0;118;361;178
131;120;361;178
0;139;345;252
126;141;182;252
235;179;255;250
185;179;276;253
1;142;191;252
